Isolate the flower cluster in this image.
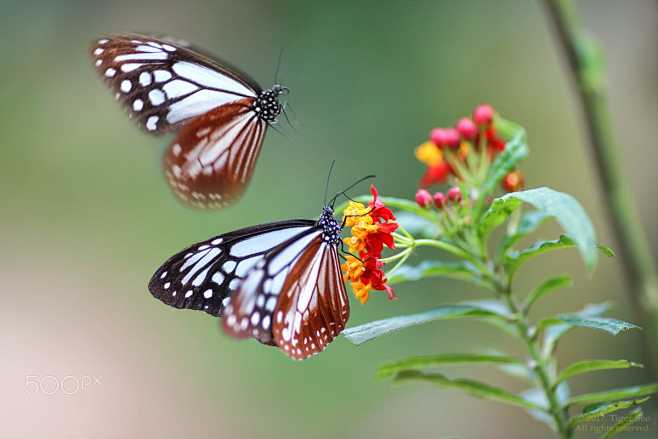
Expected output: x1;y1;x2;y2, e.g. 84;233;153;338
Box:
341;185;399;304
415;186;462;209
414;103;523;192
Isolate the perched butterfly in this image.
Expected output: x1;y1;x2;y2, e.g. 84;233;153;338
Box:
148;175;373;360
90;34;288;208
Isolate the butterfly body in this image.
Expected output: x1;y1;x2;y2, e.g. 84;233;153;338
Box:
148;205;349;360
91;34;287;208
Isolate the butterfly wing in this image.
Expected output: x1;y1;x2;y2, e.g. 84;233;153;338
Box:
91;34;260;134
222;232;350;359
272;238;349;360
148;220;314;316
163;99;266;208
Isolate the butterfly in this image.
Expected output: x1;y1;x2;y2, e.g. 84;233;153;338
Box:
90;34;288;208
148;175;373;360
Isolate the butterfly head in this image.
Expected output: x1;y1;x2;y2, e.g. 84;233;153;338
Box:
253;84;289;123
318;206;341;245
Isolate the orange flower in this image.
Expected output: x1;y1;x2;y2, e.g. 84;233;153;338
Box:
341;185;398;303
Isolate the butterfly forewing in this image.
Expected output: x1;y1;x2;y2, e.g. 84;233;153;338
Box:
164;99;266;208
91;34;259;134
272;237;349;360
148;220;314;316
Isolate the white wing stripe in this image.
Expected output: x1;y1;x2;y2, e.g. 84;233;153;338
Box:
230;227;311;257
172;61;256;97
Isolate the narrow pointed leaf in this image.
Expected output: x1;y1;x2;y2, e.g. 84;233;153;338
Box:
539;315;640;336
568;398;650;429
342;304;508;345
378;353;523;378
524;275;573;312
567;383;658;406
394;370;544;411
542;302;611;357
520;387;557;431
600;408;644;439
556;360;642;384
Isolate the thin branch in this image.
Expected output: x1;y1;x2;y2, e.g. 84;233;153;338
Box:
541;0;658;374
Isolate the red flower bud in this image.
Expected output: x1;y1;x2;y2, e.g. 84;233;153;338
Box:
415;189;432;208
456;117;477;140
430;128;449;148
444;128;460;149
473;104;494;126
419;161;451;187
447;186;462;202
502;170;525;192
433;192;446;208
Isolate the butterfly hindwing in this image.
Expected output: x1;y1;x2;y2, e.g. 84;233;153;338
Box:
272;237;349;360
148;220;314;316
163;100;266;208
91;34;260;134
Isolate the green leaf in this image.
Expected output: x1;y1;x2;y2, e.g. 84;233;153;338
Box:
542;302;611;357
568;398;650;430
539;315;640;336
378;353;523;378
395;212;439;239
394;370;544;411
387;260;485;287
501;211;551;253
479;130;528;202
556;360;642;384
600;408;645;439
523;275;573;312
567;383;658;406
342;303;508;345
480;187;598;270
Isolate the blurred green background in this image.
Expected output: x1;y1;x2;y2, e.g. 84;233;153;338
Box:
2;0;656;437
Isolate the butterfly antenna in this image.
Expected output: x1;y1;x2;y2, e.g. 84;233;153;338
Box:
323;160;336;206
330;174;376;207
273;47;285;85
282;103;296;131
267;121;287;138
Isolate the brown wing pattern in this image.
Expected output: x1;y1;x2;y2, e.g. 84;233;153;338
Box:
163;100;266;208
272;237;350;360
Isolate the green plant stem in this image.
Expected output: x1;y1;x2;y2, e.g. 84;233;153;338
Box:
500;281;572;438
542;0;658;376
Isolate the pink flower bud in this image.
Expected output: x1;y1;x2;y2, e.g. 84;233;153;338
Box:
473;104;494;126
433;192;446;208
415;189;432;208
430;128;449;147
456;117;477;140
444;128;460;148
447;186;462;202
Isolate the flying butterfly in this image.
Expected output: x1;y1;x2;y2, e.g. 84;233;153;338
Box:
90;34;289;208
148;173;373;360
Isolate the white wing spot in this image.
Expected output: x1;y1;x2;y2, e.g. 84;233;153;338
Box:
251;312;260;325
146;116;159;131
172;144;182;156
94;48;104;55
95;59;102;67
98;39;108;45
121;63;143;72
211;272;225;285
162;44;176;52
139;72;152;86
148;89;165;106
184;290;193;298
120;80;132;93
133;99;144;111
160;271;167;279
203;289;213;299
262;315;271;330
163;282;171;289
104;68;116;77
154;70;172;82
211;238;223;245
266;297;277;312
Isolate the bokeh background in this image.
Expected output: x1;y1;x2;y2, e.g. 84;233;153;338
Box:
2;0;657;437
